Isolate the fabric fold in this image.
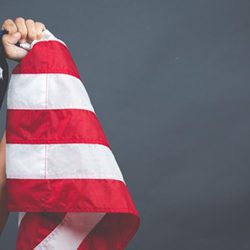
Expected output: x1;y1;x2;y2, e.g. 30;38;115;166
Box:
6;29;140;250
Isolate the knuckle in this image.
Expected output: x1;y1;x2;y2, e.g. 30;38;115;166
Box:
35;22;45;36
15;17;25;23
35;21;45;27
15;17;27;38
25;19;36;40
3;18;13;25
25;19;34;24
2;18;16;31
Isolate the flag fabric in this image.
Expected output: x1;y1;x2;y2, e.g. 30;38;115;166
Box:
5;29;140;250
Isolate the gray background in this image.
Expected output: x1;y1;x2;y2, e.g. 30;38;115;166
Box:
1;0;250;249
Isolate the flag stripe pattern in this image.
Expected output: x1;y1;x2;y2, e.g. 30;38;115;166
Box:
7;74;95;112
7;144;124;180
6;29;140;249
7;109;109;145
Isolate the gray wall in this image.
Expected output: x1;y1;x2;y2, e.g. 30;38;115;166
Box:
1;0;250;249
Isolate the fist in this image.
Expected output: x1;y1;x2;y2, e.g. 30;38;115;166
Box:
1;17;45;62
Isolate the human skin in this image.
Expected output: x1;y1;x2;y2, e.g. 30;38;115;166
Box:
0;17;45;234
0;131;7;235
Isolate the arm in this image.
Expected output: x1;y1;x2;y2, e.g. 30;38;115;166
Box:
0;131;9;235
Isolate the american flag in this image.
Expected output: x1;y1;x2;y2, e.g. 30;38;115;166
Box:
5;29;140;250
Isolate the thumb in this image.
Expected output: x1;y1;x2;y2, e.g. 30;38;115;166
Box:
2;32;27;61
4;32;21;45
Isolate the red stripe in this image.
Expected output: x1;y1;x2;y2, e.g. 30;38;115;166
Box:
78;213;140;250
6;109;109;146
16;212;67;250
10;178;140;248
16;211;140;250
12;41;81;79
7;179;139;215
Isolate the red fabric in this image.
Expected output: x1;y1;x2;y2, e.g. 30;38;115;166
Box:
78;213;139;250
7;109;109;146
7;179;138;213
16;212;67;250
12;41;81;79
6;37;140;249
16;212;139;250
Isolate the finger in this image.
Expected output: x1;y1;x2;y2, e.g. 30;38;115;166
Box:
2;32;27;61
1;19;17;34
14;17;27;43
25;19;36;42
2;32;21;46
35;22;45;40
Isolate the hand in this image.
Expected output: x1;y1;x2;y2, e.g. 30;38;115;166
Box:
1;17;45;62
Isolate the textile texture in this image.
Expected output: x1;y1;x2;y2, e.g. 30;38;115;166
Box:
5;29;140;250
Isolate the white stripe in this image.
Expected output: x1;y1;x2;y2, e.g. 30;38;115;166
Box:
34;212;106;250
6;143;125;182
7;74;95;112
18;212;26;228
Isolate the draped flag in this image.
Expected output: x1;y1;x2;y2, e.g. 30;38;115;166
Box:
5;29;140;250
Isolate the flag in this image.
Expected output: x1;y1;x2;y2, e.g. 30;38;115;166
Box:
5;29;140;250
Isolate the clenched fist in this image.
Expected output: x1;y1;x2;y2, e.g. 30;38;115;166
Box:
1;17;45;62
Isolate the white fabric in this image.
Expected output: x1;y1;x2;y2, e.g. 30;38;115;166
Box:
10;28;134;249
18;212;26;228
34;212;106;250
7;74;95;112
6;143;125;182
